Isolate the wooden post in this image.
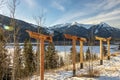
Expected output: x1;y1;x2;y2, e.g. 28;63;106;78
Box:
26;30;52;80
79;38;86;69
40;39;44;80
95;36;106;65
100;40;103;65
106;37;111;60
80;40;83;69
72;39;76;76
64;34;77;76
107;40;110;60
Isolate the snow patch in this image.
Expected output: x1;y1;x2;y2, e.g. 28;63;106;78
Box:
95;29;98;34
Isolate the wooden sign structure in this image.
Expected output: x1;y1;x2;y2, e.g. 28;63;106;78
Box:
64;34;86;76
64;34;77;76
95;36;106;65
26;30;52;80
95;36;111;65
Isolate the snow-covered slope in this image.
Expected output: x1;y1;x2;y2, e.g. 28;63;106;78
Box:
50;22;93;30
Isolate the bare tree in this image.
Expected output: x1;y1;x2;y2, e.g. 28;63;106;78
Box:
33;10;46;33
0;0;6;9
7;0;20;80
0;0;11;80
33;10;46;74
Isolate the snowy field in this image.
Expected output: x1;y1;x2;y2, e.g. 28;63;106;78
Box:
6;44;120;80
30;54;120;80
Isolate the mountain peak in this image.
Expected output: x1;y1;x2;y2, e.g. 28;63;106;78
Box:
71;22;79;25
99;22;110;27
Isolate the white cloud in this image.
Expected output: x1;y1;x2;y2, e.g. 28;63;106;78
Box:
103;0;120;10
24;0;37;8
50;11;85;26
78;9;120;26
52;1;65;11
51;0;120;26
85;0;120;11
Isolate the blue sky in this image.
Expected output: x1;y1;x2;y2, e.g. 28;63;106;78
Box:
1;0;120;28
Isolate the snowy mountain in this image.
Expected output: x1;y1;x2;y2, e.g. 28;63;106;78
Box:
49;22;120;41
0;14;120;42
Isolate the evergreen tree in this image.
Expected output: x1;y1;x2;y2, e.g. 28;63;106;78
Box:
69;47;80;62
59;57;64;67
118;44;120;50
0;28;10;79
23;40;36;77
86;47;91;61
103;45;107;56
14;43;23;79
45;42;59;69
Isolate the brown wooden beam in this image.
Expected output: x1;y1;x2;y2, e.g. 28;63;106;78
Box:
106;37;111;60
26;30;52;42
80;40;83;69
64;34;78;40
72;39;76;76
95;36;106;41
40;39;44;80
100;40;103;65
78;38;86;69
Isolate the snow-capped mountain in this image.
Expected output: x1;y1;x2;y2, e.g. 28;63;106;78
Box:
49;22;120;41
0;14;120;42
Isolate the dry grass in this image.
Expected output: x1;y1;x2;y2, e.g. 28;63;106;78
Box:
111;52;120;56
76;69;100;78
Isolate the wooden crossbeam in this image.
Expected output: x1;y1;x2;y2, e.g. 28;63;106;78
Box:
64;34;86;41
77;37;86;42
95;36;106;41
106;37;112;41
26;30;52;80
64;34;78;40
26;30;52;42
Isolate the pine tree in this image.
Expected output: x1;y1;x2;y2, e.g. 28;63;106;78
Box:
59;57;64;67
45;42;59;69
86;47;91;61
103;45;107;56
69;47;80;62
0;28;10;79
23;40;36;77
118;44;120;50
14;43;23;79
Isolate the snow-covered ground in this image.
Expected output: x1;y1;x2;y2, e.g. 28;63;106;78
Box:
6;44;120;80
31;54;120;80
